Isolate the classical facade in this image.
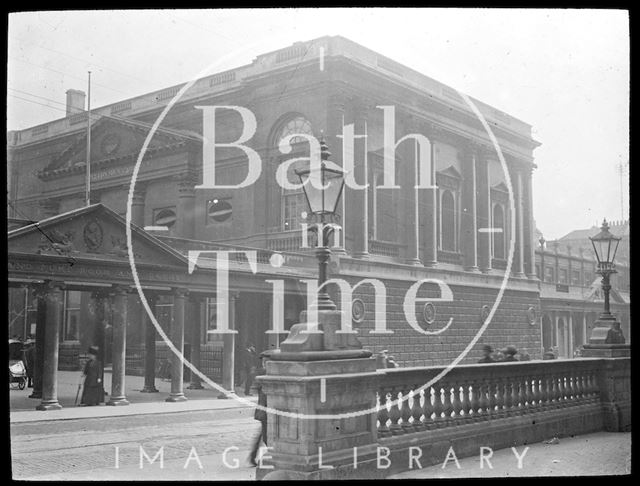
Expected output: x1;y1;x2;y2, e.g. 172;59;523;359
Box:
8;35;626;408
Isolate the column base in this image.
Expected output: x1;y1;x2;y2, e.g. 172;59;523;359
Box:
187;383;205;390
465;265;481;273
424;260;438;268
513;272;526;278
527;273;539;280
332;246;348;255
36;400;62;411
352;251;370;260
140;386;159;393
405;258;423;266
107;397;130;406
217;391;232;399
166;393;187;402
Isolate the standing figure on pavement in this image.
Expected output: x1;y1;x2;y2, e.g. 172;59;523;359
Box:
23;338;35;388
249;351;269;466
80;346;104;406
243;343;258;396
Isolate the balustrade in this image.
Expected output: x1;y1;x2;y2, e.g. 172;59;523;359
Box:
376;360;605;438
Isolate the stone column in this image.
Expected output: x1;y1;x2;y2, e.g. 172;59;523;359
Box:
567;245;573;285
583;313;588;346
131;183;147;227
423;125;439;267
351;100;370;259
512;167;526;277
167;288;188;402
141;293;159;393
328;93;347;254
29;284;47;399
568;313;574;358
177;171;197;240
579;248;585;286
405;119;422;266
477;149;492;273
524;169;537;278
553;241;560;282
108;285;129;406
462;143;479;272
188;295;204;390
91;290;108;394
219;292;238;398
37;281;63;410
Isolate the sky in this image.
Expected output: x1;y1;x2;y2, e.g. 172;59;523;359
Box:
7;8;629;240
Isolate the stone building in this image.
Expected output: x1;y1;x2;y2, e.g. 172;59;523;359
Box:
7;35;627;407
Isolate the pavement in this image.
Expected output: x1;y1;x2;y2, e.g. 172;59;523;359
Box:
10;369;258;423
390;431;631;478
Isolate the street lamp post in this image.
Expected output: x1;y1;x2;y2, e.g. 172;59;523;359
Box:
296;138;346;311
539;236;546;282
584;219;627;350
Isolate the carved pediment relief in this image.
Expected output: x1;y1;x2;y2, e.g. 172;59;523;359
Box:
8;204;187;269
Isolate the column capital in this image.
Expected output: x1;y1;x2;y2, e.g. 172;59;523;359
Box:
176;170;198;195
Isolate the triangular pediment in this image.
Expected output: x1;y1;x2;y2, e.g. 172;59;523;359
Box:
437;165;461;179
8;204;187;268
39;116;201;176
491;181;509;193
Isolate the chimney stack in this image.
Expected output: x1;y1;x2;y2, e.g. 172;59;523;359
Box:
66;89;86;116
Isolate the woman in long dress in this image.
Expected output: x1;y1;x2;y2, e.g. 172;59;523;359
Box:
81;346;104;406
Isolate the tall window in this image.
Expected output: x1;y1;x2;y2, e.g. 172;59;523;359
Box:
492;203;506;259
440;189;456;251
545;266;555;282
205;297;221;343
277;116;314;231
64;290;81;341
559;268;568;284
368;167;397;242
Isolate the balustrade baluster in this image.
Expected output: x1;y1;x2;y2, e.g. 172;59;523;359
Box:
433;386;445;428
530;377;541;410
588;371;599;402
462;380;482;423
422;387;435;430
388;389;403;435
451;383;463;424
377;390;390;437
442;384;454;426
551;374;561;408
400;388;414;434
503;380;513;416
409;388;423;431
489;382;499;419
478;381;490;421
513;377;523;411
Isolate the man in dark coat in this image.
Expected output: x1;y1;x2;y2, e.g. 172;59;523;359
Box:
22;339;36;387
81;346;104;406
502;345;519;362
249;351;269;466
243;343;258;396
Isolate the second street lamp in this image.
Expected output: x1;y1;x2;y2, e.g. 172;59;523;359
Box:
587;219;625;344
296;138;346;311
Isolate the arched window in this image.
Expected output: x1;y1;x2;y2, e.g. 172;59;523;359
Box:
440;190;456;251
276;116;314;231
153;207;176;229
278;116;313;146
492;203;505;259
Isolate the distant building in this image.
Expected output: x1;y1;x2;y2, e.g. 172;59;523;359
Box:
534;221;630;358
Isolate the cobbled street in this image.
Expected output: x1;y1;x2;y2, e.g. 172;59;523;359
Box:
11;408;261;480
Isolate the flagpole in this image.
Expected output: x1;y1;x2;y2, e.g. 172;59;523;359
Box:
85;71;92;206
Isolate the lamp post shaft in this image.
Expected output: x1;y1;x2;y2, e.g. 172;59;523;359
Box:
601;272;612;318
